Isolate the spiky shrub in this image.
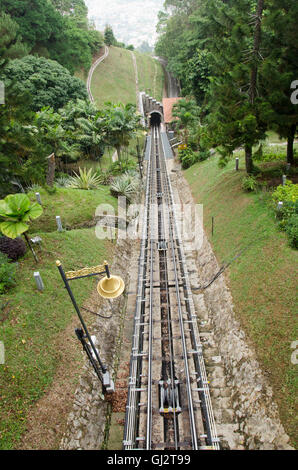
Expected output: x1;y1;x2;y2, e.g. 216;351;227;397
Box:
110;172;140;202
55;176;72;188
0;252;16;294
0;236;26;261
95;170;113;186
66;168;102;190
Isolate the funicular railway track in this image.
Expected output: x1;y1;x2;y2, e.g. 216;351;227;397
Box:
124;124;219;451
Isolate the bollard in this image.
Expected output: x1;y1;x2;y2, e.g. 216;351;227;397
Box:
35;192;42;205
235;158;239;171
282;175;287;186
56;216;63;232
277;201;283;211
34;272;44;291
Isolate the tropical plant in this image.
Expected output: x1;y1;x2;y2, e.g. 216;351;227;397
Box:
0;194;43;239
66;167;103;190
109;159;138;175
0;193;43;262
34;107;80;162
98;103;140;161
55;175;71;188
110;172;140;202
75;115;105;160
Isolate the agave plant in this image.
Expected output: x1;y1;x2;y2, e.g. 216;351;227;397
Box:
0;193;43;262
55;176;71;188
66;168;103;190
110;172;140;202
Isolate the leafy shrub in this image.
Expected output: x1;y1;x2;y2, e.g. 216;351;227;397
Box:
95;170;113;186
272;181;298;248
66;168;102;190
0;252;16;294
110;172;140;202
109;159;137;175
272;180;298;205
242;175;258;192
0;236;26;261
284;214;298;249
178;148;200;169
55;176;71;188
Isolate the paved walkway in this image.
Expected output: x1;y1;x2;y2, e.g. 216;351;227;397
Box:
86;45;109;103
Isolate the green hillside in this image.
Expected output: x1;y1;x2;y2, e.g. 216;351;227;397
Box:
184;154;298;446
91;46;164;106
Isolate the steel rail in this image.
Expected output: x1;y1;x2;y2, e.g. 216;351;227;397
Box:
123;127;153;450
124;123;219;450
156;127;198;450
159;133;220;449
154;126;179;449
146;126;156;450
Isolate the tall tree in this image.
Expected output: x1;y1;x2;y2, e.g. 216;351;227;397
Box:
0;13;29;67
0;55;88;112
104;25;117;47
260;0;298;164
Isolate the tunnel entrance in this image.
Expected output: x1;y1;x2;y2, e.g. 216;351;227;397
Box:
150;112;162;127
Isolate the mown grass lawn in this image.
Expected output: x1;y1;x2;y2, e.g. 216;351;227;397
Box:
0;187;117;449
134;52;164;101
91;46;136;107
27;187;118;233
184;153;298;447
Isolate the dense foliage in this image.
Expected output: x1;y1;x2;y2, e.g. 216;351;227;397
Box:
0;251;16;294
0;0;104;73
156;0;298;172
0;56;88;112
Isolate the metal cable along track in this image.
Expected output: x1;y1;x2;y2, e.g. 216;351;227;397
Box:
123;125;219;451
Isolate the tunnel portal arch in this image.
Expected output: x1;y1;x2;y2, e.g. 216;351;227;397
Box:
149;111;163;127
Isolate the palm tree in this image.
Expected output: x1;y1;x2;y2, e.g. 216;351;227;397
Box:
98;102;140;161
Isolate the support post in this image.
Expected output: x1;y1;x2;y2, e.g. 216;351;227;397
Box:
56;261;108;379
34;271;44;291
35;192;42;205
56;216;63;232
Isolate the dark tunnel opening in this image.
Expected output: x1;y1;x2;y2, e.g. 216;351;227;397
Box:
150;112;162;127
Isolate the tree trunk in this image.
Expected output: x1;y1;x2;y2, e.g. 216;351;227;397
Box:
287;124;296;165
245;0;264;174
245;145;254;174
249;0;264;105
116;145;121;161
46;153;55;187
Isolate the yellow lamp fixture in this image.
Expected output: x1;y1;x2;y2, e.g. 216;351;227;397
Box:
97;274;125;299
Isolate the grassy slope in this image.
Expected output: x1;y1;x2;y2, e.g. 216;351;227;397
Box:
91;46;164;106
184;154;297;446
0;188;117;449
134;52;164;101
91;46;136;106
28;187;118;233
